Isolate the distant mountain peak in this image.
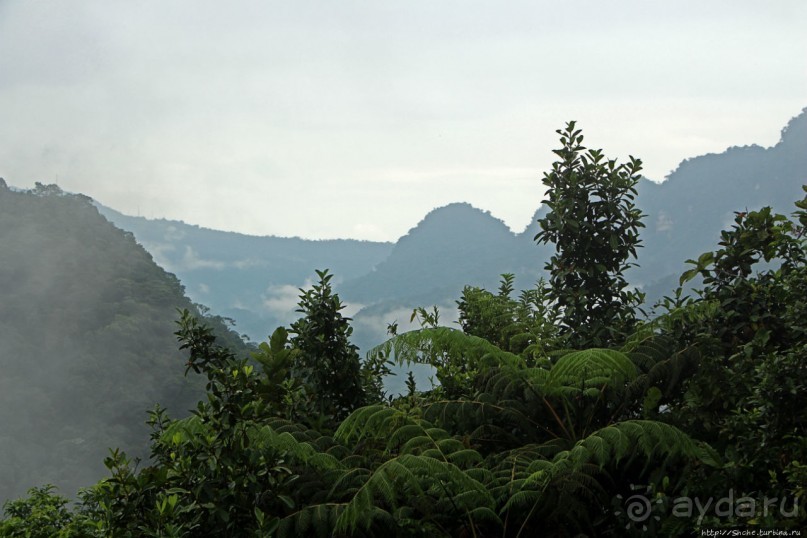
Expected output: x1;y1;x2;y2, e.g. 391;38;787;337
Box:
403;202;512;239
778;106;807;149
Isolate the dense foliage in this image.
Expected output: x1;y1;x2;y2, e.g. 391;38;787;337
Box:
2;127;806;535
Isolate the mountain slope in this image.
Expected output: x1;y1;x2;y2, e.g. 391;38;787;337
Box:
515;108;807;302
631;109;807;289
341;203;541;304
0;183;246;503
96;206;394;340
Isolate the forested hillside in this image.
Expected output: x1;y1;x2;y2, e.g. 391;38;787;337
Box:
0;182;248;504
96;206;393;341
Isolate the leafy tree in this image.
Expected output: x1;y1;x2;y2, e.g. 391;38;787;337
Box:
75;310;297;536
0;485;98;537
457;274;561;358
535;122;645;348
250;326;318;424
670;191;807;528
288;269;366;423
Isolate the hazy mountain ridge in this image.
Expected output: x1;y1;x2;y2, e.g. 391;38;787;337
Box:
97;108;807;353
0;183;248;504
627;108;807;294
346;107;806;331
95;206;394;340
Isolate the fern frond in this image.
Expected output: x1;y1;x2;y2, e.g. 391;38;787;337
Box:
387;423;429;450
251;426;344;471
547;348;637;391
327;467;373;500
335;458;416;533
368;327;524;370
501;488;543;513
335;405;416;447
624;337;700;405
495;420;719;532
466;505;503;526
561;420;720;469
444;448;484;468
335;454;494;534
277;503;344;538
423;397;548;449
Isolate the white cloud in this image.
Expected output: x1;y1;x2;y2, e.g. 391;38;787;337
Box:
261;283;306;326
342;302;366;319
143;243;177;270
656;211;674;233
180;247;226;270
353;302;460;337
170;246;265;272
163;225;186;242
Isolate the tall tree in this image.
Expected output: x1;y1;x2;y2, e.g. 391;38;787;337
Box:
289;269;365;422
535;121;645;347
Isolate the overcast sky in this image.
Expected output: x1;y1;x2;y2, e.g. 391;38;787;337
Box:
1;1;804;241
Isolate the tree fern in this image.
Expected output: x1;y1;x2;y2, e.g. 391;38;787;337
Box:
545;348;637;393
335;405;419;448
251;425;344;471
423;394;550;450
335;454;497;535
277;503;345;538
368;327;524;397
494;419;718;534
621;334;700;411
